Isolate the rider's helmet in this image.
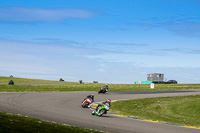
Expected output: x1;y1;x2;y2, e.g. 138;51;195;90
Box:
90;93;94;98
106;99;111;103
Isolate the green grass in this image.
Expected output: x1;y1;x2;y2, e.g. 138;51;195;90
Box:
1;76;200;92
0;84;103;92
0;76;70;84
0;112;104;133
110;95;200;127
1;83;200;92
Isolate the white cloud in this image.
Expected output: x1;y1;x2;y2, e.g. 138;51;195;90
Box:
0;6;97;22
97;68;105;72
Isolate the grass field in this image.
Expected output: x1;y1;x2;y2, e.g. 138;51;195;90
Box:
0;112;103;133
0;76;200;92
110;95;200;127
0;76;71;84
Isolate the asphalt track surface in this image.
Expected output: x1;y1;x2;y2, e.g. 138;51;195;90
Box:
0;90;200;133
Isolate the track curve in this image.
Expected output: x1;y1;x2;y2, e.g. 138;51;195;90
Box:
0;89;200;133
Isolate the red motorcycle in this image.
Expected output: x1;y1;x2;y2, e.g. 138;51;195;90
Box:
81;97;93;108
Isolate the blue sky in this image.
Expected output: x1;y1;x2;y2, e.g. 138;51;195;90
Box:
0;0;200;83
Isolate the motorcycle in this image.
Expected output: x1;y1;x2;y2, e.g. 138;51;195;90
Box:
82;97;93;108
91;103;110;116
98;87;108;94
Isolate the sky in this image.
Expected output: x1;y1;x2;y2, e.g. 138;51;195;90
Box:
0;0;200;84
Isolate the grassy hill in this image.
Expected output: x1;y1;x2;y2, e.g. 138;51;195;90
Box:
0;76;70;83
0;76;200;92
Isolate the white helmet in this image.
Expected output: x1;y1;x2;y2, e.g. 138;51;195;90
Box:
106;99;111;103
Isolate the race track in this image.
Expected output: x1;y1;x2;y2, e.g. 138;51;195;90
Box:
0;89;200;133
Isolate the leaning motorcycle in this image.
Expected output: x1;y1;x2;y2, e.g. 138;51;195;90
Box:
98;87;108;94
91;103;110;116
82;98;93;108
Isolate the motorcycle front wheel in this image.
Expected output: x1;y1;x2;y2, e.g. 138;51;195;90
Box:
98;109;106;116
82;102;87;108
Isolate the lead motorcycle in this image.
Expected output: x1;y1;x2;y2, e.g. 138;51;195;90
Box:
91;103;110;116
81;97;93;108
98;86;108;94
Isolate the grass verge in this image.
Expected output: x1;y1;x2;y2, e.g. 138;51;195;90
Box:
0;112;103;133
1;76;200;92
0;76;66;84
110;95;200;127
1;83;200;92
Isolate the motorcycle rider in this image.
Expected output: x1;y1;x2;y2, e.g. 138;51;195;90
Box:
85;93;94;102
95;99;111;113
98;84;109;94
105;84;109;90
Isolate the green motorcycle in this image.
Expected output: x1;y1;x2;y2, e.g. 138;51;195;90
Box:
91;103;110;116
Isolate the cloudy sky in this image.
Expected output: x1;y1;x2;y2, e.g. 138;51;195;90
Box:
1;0;200;83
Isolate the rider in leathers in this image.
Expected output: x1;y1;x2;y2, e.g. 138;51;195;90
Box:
98;84;109;94
95;99;111;112
85;93;94;102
